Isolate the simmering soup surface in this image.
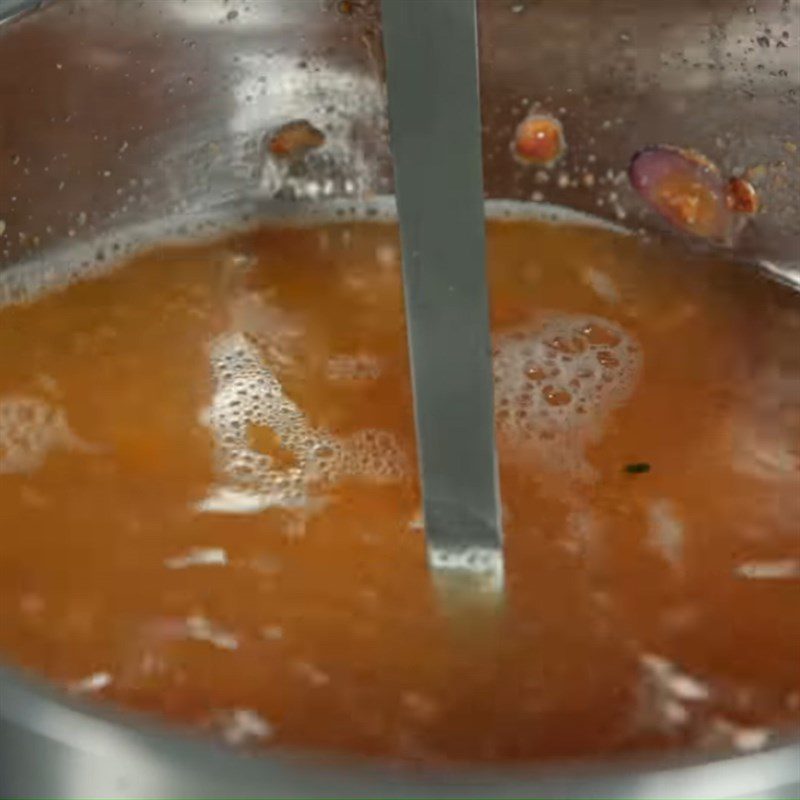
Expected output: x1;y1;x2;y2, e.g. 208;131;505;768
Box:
0;215;798;762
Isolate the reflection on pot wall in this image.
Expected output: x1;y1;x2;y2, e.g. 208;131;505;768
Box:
480;0;799;259
0;0;798;276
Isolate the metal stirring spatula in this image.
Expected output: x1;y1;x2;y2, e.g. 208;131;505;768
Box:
381;0;504;606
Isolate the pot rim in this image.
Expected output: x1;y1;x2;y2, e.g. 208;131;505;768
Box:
2;661;799;799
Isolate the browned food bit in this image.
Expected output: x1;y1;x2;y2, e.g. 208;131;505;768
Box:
628;145;747;244
629;146;760;245
726;176;760;214
266;120;325;160
512;114;565;167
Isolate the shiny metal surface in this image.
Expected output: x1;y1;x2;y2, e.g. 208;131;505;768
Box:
2;663;799;799
1;0;799;797
1;0;797;274
382;0;504;592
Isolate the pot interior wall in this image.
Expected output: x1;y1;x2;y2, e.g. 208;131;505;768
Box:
0;0;798;276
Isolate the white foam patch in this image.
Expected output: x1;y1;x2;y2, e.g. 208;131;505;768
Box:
325;353;382;381
260;625;284;641
185;615;239;651
197;332;406;514
211;708;274;746
703;717;772;753
735;559;800;580
68;671;113;695
493;313;642;479
640;654;710;703
563;508;598;556
164;547;228;569
635;654;775;752
292;660;331;688
226;292;304;370
634;653;711;736
0;395;89;474
196;487;306;515
732;417;800;481
646;498;684;568
581;267;621;304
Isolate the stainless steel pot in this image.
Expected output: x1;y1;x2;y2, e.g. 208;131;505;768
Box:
1;1;798;797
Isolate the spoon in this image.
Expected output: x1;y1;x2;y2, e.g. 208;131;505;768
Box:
381;0;505;608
